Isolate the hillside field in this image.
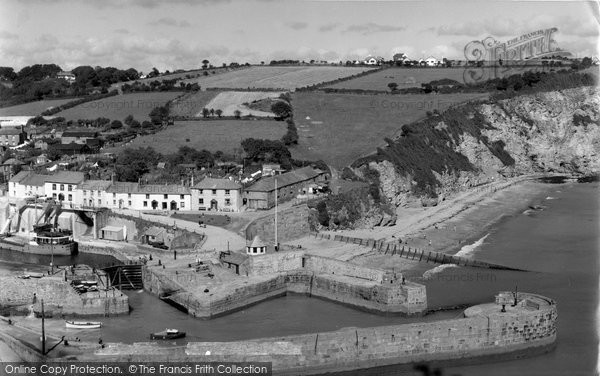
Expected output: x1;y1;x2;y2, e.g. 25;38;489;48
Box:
110;119;286;154
0;98;81;116
169;91;219;117
290;92;489;168
325;66;563;91
179;66;376;90
55;92;184;122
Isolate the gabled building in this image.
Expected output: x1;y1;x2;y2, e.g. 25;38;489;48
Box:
78;180;113;207
393;53;409;62
8;171;46;198
61;130;99;145
425;56;439;67
44;171;85;203
243;166;328;209
0;126;26;147
191;177;242;212
105;182;191;211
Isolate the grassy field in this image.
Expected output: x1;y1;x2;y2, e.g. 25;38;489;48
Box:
108;119;286;154
289;92;489;168
204;91;284;117
179;66;376;90
169;91;219;117
55;92;184;121
111;66;250;89
0;98;81;116
325;66;561;91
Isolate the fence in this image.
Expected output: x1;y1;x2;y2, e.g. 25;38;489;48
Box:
311;232;525;271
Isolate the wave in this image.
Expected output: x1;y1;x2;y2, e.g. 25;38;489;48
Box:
454;233;489;258
422;264;458;280
545;196;557;200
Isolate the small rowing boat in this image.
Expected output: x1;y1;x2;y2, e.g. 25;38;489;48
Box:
65;320;102;329
150;328;185;340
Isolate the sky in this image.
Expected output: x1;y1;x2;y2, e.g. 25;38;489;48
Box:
0;0;598;73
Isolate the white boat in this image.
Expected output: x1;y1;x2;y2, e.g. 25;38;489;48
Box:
65;320;102;329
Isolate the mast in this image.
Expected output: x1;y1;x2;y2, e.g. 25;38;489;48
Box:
274;178;278;249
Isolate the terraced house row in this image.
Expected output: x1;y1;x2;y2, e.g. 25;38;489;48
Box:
7;166;328;212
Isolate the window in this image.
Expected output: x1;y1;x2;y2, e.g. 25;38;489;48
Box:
225;189;230;195
68;185;72;192
112;193;116;198
143;201;148;207
199;198;204;204
128;193;131;198
52;184;56;190
113;200;116;205
146;194;150;199
68;194;72;201
98;199;101;205
225;198;231;205
198;189;203;194
90;190;94;196
164;194;168;199
52;193;57;199
180;194;184;199
180;202;185;208
128;200;132;206
212;189;217;195
83;190;87;196
60;184;64;191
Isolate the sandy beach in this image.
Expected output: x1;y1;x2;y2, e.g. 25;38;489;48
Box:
300;176;561;277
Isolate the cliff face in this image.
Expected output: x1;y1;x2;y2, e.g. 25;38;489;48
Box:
361;86;600;207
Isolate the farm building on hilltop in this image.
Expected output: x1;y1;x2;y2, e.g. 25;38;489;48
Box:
393;53;409;62
243;166;328;209
56;71;76;82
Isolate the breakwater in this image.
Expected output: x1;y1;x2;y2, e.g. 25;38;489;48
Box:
313;232;527;271
89;292;556;375
143;251;427;318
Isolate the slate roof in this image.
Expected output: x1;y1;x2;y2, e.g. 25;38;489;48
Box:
106;182;190;195
79;180;113;191
193;177;241;190
248;235;266;248
245;167;324;192
0;128;24;135
43;171;85;184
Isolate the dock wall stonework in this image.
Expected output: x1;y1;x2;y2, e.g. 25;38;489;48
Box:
93;292;557;375
142;252;427;318
0;276;129;317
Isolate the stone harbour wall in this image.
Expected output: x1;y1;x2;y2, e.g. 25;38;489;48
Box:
93;293;557;375
142;252;427;318
0;276;129;317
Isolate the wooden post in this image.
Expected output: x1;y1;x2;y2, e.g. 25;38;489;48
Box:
41;300;45;355
314;334;319;354
399;247;404;257
355;330;359;348
419;250;424;261
433;253;438;263
426;252;432;263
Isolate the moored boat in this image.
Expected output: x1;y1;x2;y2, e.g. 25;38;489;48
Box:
150;328;186;340
65;320;102;329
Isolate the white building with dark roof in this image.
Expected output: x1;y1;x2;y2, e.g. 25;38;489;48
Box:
191;177;242;212
105;182;191;211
